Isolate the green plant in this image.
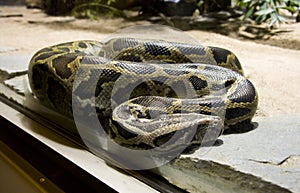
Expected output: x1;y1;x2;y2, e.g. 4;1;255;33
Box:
72;0;126;19
236;0;299;27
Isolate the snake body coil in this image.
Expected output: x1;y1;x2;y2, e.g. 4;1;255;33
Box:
28;38;258;153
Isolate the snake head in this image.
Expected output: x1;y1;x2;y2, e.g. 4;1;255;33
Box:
111;96;224;153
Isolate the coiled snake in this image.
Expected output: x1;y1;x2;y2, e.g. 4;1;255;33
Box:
28;38;258;153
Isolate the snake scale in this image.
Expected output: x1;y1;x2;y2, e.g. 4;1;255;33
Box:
28;38;258;153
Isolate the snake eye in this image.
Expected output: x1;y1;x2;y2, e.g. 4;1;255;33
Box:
225;79;235;88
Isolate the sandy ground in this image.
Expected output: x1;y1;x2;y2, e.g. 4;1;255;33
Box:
1;6;300;117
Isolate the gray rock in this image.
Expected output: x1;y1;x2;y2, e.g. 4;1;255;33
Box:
205;11;231;20
4;74;29;95
156;115;300;192
0;55;30;74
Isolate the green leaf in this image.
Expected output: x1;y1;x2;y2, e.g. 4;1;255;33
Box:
288;0;300;7
255;8;275;15
277;15;286;22
282;6;297;13
245;6;255;19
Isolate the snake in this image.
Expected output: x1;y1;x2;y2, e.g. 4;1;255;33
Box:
28;38;258;154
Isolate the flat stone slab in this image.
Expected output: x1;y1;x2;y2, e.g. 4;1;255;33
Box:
0;55;31;74
156;115;300;192
4;74;29;95
201;115;300;191
156;157;292;193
